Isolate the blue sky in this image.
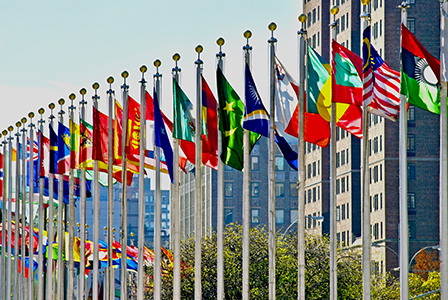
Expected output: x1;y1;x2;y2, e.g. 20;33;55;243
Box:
0;0;303;185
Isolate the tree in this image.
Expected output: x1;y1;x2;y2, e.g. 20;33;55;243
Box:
413;249;440;280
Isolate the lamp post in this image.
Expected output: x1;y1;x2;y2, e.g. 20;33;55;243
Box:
408;245;440;271
282;216;324;241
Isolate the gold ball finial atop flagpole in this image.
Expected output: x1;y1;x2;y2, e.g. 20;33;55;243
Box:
38;108;45;115
121;71;129;79
130;232;135;237
8;126;13;132
107;77;114;84
243;30;252;39
195;45;203;54
28;112;35;119
69;93;76;101
49;103;55;110
173;53;181;62
140;65;147;73
80;88;87;95
361;0;371;5
154;59;161;68
58;98;65;106
2;130;7;136
92;82;100;90
298;14;307;23
268;22;277;32
330;6;339;15
217;37;225;46
16;121;21;128
21;117;27;124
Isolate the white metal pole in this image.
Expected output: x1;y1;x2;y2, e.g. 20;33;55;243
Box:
106;76;115;300
120;72;129;300
37;110;45;300
171;54;182;300
194;46;203;300
47;104;56;300
13;122;21;300
20;117;28;300
92;84;100;300
6;126;13;300
268;22;277;300
399;3;409;299
137;66;147;300
28;116;35;300
216;39;225;300
68;94;77;299
297;17;306;300
153;61;162;300
1;133;7;300
242;32;252;300
440;1;448;299
360;3;371;299
329;6;339;300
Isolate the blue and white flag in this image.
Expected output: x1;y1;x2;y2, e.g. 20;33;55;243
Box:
274;128;298;171
243;63;270;137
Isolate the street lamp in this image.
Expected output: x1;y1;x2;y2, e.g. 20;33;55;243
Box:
282;215;324;240
408;245;440;271
371;242;400;259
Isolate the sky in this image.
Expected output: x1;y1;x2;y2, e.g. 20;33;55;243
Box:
0;0;303;187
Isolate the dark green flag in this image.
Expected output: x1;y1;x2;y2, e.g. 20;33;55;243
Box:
216;66;260;171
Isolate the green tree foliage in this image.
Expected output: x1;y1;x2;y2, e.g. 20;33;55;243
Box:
145;224;399;299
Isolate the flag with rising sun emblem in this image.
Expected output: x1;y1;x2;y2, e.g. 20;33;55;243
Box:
401;23;440;114
57;121;70;175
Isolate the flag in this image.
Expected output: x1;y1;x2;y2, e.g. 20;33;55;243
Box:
275;55;330;148
243;63;270;137
216;66;249;171
0;152;3;198
57;121;70;175
308;46;363;138
400;23;440;114
173;77;195;143
38;132;49;178
201;76;219;170
70;119;80;169
126;96;141;157
49;124;58;174
153;89;174;182
362;26;401;121
274;128;298;171
332;40;363;106
93;108;110;165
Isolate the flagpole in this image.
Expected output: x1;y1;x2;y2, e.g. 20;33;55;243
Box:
297;15;307;300
137;65;147;300
92;82;101;300
0;131;6;300
215;38;225;300
37;109;46;300
360;2;371;299
398;2;409;299
329;6;339;300
78;89;87;300
267;22;278;300
153;60;162;300
171;53;182;300
106;76;115;300
440;1;448;299
120;71;129;300
27;116;35;300
194;46;204;300
13;121;21;300
47;103;56;300
20;117;28;300
242;31;252;300
6;125;13;300
67;93;77;299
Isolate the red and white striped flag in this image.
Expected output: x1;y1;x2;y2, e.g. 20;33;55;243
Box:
363;26;401;121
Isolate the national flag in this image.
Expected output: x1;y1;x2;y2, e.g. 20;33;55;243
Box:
126;96;141;157
93;108;110;165
275;55;330;148
37;132;49;178
332;40;363;106
0;152;3;198
153;89;174;182
201;76;219;170
243;63;270;137
173;77;195;143
362;26;401;121
57;122;70;175
400;23;440;114
274;128;298;171
49;124;58;174
308;46;363;138
70;119;80;169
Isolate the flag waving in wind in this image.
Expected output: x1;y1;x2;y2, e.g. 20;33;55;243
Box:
201;76;218;170
57;121;70;175
153;89;174;182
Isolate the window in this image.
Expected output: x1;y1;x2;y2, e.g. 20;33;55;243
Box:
341;15;345;31
312;34;316;48
290;183;298;197
336;152;340;168
317;31;320;47
317;6;320;20
408;193;416;209
380;20;382;36
336;206;340;221
290;210;298;223
373;137;378;153
336;179;340;195
380;164;382;181
380;136;383;152
307;142;311;153
308;189;312;203
409;221;416;239
308;164;311;179
275;157;285;171
342;231;346;246
307;12;311;27
251;156;259;171
275;210;285;224
370;196;372;212
337;232;340;245
318;186;321;200
312;8;316;23
407;134;415;152
408;164;416;180
225;182;233;197
341;177;346;193
313;187;316;202
251;209;260;224
336;127;340;141
408;17;416;34
318;160;320;175
312;213;317;228
251;182;260;197
313;162;316;177
369;139;372;156
346;149;349;164
346;230;350;246
341;150;345;166
225;209;233;224
275;183;285;197
346;203;350;218
408;105;415;121
307;214;312;228
346;175;349;191
342;204;346;220
373;165;379;183
374;194;379;211
380;193;383;210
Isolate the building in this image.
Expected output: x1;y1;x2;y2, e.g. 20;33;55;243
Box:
303;0;440;274
81;175;171;248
